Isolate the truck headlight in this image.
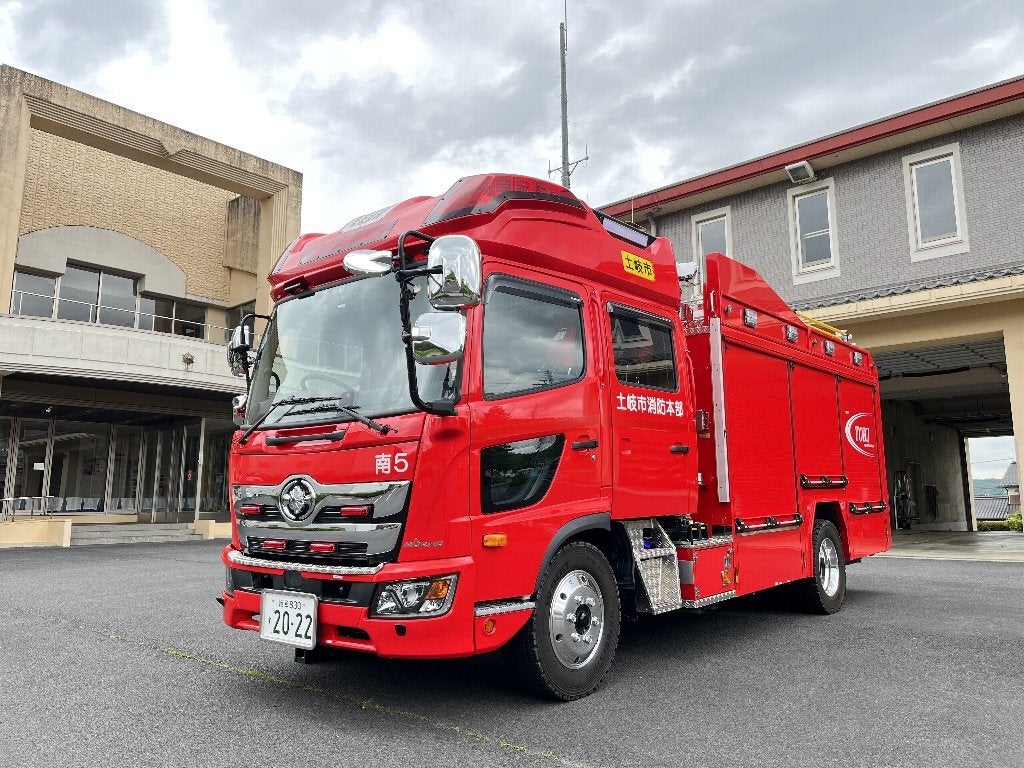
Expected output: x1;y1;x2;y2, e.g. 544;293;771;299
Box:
371;574;458;618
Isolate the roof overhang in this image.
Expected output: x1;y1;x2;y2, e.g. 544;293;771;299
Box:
602;75;1024;220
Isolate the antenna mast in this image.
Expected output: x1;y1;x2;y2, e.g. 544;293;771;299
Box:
553;4;587;188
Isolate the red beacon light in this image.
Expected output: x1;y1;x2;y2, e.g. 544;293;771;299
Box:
271;232;326;275
423;174;585;226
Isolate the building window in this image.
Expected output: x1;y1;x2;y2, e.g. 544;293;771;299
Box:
138;297;207;339
11;271;56;317
11;266;206;339
903;143;969;261
225;301;256;342
787;177;839;284
98;272;138;328
57;265;100;322
690;206;732;294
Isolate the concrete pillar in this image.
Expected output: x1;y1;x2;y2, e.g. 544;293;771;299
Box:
0;67;31;309
1004;321;1024;484
962;437;978;531
255;186;300;324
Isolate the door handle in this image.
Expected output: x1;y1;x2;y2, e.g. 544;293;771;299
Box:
572;439;599;450
669;444;690;454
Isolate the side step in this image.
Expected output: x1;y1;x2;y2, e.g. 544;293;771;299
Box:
623;519;682;615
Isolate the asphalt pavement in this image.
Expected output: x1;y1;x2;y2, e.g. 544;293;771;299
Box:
0;541;1021;768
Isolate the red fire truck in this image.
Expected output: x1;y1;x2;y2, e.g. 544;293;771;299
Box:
221;173;891;700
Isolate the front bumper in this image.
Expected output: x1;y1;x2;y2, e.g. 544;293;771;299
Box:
220;545;531;659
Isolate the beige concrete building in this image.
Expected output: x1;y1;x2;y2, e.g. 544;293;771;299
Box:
604;76;1024;531
0;65;301;537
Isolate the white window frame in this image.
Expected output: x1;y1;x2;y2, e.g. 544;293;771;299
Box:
902;142;969;262
787;177;839;285
692;206;733;264
689;206;732;301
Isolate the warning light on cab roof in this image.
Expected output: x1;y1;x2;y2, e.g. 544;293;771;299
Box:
423;174;585;226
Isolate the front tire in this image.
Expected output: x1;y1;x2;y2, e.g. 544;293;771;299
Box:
797;520;846;614
506;542;620;700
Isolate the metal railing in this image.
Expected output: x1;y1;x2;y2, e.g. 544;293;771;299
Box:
0;495;110;520
1;495;57;521
9;290;230;342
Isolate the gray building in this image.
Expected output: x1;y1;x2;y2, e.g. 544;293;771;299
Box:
604;76;1024;531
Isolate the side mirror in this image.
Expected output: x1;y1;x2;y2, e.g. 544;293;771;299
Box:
411;312;466;365
228;324;251;352
343;249;393;276
232;394;247;427
226;324;251;377
427;235;482;309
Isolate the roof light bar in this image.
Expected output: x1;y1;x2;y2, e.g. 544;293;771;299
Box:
423;174;584;226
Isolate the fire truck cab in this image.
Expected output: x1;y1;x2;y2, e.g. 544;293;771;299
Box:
221;174;890;700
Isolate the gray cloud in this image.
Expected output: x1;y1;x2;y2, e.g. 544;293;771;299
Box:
4;0;1022;223
8;0;167;84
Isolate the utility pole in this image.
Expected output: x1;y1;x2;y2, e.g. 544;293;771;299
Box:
559;20;570;188
552;6;587;189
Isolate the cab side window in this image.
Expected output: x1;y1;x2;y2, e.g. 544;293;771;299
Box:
608;306;677;391
482;277;585;399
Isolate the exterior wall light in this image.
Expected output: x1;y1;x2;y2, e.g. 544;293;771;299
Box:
784;160;816;184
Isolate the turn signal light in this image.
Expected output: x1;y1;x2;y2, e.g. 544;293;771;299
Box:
482;533;508;548
239;504;261;516
424;579;451;601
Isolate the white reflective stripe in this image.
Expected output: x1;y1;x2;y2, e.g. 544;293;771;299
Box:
227;548;383;575
474;600;536;617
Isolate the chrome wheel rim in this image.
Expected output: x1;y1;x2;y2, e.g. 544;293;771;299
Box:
548;569;605;669
818;537;840;597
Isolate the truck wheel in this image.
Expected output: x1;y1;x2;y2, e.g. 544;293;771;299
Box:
797;520;846;614
506;541;620;701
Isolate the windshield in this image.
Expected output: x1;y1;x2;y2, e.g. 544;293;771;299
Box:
245;275;459;429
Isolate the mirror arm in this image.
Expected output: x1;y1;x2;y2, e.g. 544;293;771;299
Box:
235;312;271;391
397;229;435;271
395;229;456;417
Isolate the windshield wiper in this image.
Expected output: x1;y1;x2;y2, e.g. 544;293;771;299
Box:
285;402;393;436
238;396;392;445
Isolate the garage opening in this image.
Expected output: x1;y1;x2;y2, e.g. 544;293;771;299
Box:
873;336;1014;531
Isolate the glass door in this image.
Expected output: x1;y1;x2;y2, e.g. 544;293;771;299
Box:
110;427;143;513
51;421;110;513
200;420;234;520
13;419;49;506
140;429;159;522
180;424;200;522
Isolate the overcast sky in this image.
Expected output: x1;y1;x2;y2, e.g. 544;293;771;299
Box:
969;436;1017;480
2;0;1023;235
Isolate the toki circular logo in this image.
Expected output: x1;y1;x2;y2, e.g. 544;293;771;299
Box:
844;413;875;458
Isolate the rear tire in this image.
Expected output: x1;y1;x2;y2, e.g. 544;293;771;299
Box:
796;520;846;614
505;542;620;700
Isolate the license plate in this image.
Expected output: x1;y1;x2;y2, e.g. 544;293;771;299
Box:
259;590;317;650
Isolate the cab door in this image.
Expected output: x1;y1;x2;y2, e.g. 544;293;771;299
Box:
602;297;697;519
468;270;606;602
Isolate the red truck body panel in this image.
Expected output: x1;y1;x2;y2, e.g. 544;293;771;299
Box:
222;173;890;674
